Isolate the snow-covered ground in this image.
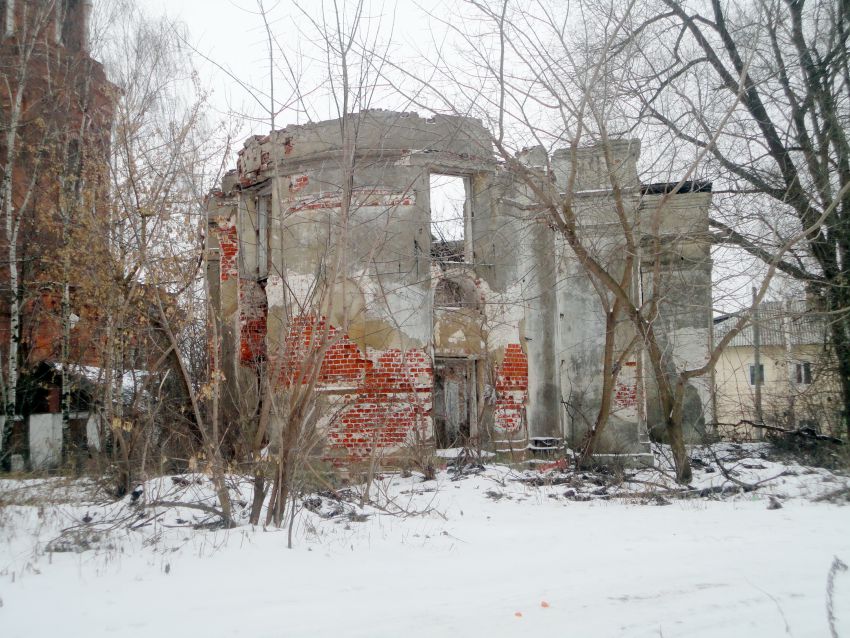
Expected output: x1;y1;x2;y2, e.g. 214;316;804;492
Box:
2;444;850;637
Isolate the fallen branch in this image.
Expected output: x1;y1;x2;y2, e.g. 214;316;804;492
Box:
705;444;760;492
729;420;844;445
147;499;234;527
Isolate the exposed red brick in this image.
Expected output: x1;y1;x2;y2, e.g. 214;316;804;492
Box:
289;175;309;193
613;361;638;409
287;188;415;213
494;344;528;432
267;314;432;460
216;224;239;282
239;279;267;364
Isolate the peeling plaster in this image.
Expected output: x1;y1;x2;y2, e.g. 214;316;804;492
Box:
266;274;285;308
207;110;713;463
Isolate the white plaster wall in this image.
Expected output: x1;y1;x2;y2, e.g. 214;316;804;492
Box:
479;278;528;350
280;264;430;346
86;414;101;451
359;269;430;345
282;271;319;309
29;414;62;470
668;325;713;425
265;274;286;309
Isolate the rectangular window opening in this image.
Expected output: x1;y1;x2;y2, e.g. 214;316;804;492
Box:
256;194;269;278
749;363;764;386
240;192;270;280
430;173;471;263
795;361;812;385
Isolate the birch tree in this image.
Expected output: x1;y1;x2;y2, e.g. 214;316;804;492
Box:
0;0;113;464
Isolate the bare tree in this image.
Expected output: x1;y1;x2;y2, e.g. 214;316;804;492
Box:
205;0;426;530
81;1;237;515
618;0;850;437
368;0;833;482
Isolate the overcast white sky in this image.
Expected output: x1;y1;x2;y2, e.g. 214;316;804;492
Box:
129;0;795;309
135;0;451;142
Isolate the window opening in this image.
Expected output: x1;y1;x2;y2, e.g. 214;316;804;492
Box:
430;174;471;263
434;277;480;310
241;192;270;279
256;194;269;278
434;279;465;308
56;1;81;47
795;361;812;385
749;363;764;386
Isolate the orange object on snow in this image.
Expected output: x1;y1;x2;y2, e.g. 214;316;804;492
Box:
538;458;568;473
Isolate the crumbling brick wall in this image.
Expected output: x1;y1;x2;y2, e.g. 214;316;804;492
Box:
613;361;638;410
274;315;432;460
208;110;711;465
494;344;528;432
239;280;267;364
328;348;432;459
215;222;239;282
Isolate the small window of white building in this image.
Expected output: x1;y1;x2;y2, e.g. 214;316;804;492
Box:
749;363;764;385
795;361;812;385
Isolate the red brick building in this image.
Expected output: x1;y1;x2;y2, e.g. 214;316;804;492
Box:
0;0;116;468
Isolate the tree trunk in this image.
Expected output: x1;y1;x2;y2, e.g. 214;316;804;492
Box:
249;472;266;525
828;287;850;438
666;415;692;484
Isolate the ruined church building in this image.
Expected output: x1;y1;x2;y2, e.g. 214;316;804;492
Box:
207;111;712;465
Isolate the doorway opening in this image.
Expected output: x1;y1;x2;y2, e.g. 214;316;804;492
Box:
433;357;477;448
